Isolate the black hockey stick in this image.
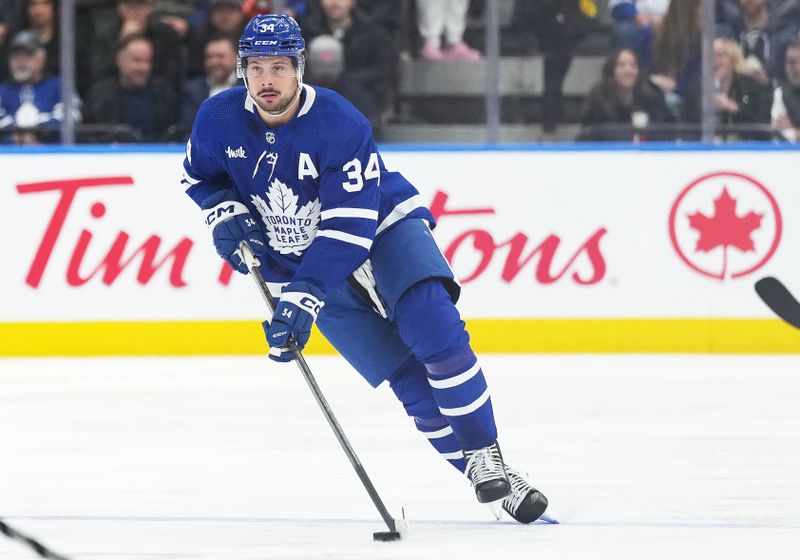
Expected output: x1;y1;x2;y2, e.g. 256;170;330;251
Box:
0;517;72;560
755;277;800;330
239;243;407;541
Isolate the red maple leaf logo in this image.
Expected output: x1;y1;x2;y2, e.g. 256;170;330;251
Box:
687;187;763;279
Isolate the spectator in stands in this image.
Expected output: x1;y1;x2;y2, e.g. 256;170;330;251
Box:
415;0;480;61
3;0;59;78
241;0;307;21
635;0;702;120
608;0;670;48
716;0;800;83
153;0;194;41
0;0;20;48
713;38;772;129
772;37;800;141
684;38;772;136
580;47;671;132
359;0;401;34
89;0;184;87
305;33;380;133
0;0;19;80
514;0;598;140
0;30;80;143
187;0;246;77
86;33;177;141
303;0;397;115
178;36;240;132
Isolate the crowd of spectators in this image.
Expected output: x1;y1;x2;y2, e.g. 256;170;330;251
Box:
584;0;800;140
1;0;800;144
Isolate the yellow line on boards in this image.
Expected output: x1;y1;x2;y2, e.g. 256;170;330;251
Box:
0;319;798;357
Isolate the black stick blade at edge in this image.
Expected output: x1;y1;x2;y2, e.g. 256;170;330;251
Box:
755;277;800;330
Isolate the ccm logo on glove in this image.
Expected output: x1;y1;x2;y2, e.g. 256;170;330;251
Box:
200;190;267;274
281;291;324;320
262;282;326;362
204;200;249;227
300;296;322;315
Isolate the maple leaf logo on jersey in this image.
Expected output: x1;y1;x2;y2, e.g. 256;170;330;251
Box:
251;178;320;255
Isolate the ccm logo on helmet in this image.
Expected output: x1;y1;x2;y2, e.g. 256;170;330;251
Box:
254;40;278;46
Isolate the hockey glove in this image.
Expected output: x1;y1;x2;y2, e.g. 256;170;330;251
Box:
263;282;325;362
201;190;267;274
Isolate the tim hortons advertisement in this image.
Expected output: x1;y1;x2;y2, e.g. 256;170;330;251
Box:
1;148;798;354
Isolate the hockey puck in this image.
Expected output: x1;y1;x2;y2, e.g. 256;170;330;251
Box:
373;530;402;542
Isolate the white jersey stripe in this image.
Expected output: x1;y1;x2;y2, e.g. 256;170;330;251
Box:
422;425;454;439
441;451;464;461
439;388;491;417
317;229;373;250
298;85;317;117
320;208;379;221
376;195;426;235
428;363;482;389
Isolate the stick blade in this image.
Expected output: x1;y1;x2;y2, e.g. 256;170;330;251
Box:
373;514;408;542
755;277;800;329
373;530;402;542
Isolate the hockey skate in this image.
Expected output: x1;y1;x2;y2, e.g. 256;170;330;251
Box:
464;442;511;503
501;467;548;524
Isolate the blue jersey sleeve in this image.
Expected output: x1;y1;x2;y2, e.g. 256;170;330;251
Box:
292;115;381;295
181;100;239;207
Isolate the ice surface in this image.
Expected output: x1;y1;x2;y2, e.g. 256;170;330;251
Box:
1;354;799;559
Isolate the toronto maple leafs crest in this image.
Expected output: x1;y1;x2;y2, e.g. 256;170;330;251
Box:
251;178;321;255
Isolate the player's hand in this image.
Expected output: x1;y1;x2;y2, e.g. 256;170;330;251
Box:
201;190;267;274
263;282;325;362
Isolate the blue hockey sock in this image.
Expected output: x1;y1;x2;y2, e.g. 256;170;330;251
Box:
425;346;497;452
414;416;467;472
394;279;498;452
388;356;466;472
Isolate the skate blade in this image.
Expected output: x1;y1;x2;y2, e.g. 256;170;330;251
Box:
487;500;504;520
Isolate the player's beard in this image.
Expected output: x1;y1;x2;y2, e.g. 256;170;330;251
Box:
254;81;300;116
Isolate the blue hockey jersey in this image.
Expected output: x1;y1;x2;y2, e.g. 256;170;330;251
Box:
0;76;77;130
182;85;434;296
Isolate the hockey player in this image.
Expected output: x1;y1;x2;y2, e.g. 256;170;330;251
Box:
182;13;548;524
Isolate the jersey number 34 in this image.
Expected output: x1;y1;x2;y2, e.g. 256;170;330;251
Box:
342;153;380;192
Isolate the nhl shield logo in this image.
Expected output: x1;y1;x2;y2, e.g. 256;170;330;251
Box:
266;132;276;144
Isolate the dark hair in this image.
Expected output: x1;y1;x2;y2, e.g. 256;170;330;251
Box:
204;36;237;53
116;32;153;54
22;0;58;22
584;48;659;122
600;48;647;96
601;48;638;80
6;0;58;47
653;0;701;76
